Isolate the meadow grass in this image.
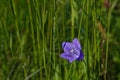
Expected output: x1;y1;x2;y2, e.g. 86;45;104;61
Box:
0;0;120;80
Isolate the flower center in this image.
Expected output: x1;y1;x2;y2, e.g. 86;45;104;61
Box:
70;49;79;56
70;49;74;53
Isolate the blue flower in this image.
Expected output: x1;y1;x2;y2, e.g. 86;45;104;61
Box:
60;38;84;63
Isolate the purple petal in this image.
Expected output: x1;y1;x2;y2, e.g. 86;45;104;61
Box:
72;38;81;50
60;52;79;63
76;50;84;61
62;42;66;49
63;42;73;52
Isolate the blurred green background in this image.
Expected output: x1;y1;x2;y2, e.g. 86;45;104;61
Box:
0;0;120;80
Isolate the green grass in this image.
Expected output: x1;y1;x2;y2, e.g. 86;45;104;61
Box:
0;0;120;80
